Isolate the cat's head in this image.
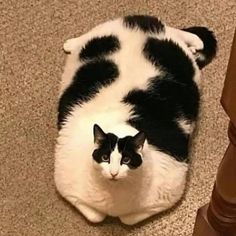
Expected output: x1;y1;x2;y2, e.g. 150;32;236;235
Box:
92;124;146;181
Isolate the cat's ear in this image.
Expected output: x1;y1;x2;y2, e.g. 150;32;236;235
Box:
182;27;217;69
93;124;106;145
133;131;146;150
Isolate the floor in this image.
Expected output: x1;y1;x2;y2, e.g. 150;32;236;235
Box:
1;0;236;235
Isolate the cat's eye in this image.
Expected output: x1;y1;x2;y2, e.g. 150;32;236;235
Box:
122;157;131;165
101;155;109;162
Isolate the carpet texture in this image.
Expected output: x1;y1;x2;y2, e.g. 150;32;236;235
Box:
1;1;236;235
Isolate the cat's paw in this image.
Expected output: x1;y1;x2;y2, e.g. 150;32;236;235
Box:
188;35;204;53
189;46;197;54
85;211;106;223
120;212;154;225
77;204;106;223
120;216;137;225
63;38;79;53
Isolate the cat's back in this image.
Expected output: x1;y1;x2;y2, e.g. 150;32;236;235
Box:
60;16;167;93
58;16;171;131
57;16;202;160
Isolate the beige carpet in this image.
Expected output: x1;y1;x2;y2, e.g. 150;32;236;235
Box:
1;0;236;235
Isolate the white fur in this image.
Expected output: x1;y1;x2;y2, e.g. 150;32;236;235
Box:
95;146;130;180
177;118;195;135
55;18;202;225
55;144;188;224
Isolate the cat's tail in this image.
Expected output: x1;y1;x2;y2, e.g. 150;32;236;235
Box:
182;27;217;69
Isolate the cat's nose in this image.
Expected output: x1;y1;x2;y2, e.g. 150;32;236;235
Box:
111;172;118;178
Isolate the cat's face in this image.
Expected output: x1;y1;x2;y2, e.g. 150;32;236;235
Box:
92;124;146;181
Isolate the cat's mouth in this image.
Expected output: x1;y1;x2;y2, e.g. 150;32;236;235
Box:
109;177;118;181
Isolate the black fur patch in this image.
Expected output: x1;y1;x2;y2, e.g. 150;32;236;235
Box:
93;132;143;168
126;38;200;161
118;136;143;168
182;27;217;69
93;133;118;164
143;37;195;84
123;15;164;33
123;73;200;161
79;35;120;61
58;59;119;129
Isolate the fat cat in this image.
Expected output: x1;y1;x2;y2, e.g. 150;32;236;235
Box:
55;15;217;225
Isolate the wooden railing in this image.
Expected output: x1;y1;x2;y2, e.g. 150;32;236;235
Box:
193;28;236;236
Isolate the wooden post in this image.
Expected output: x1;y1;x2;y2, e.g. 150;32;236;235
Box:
192;28;236;236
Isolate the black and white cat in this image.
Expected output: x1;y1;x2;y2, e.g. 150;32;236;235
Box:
55;15;217;225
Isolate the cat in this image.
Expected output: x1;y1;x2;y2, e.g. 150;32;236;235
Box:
54;15;217;225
